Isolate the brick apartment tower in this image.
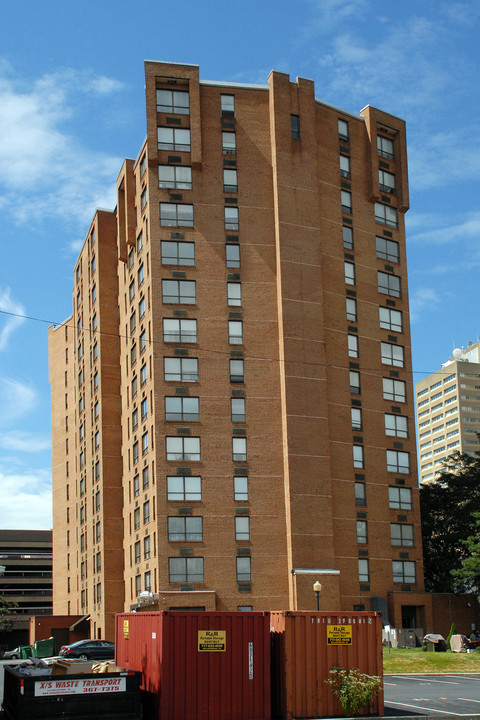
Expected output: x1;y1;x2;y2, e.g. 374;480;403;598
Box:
49;61;425;640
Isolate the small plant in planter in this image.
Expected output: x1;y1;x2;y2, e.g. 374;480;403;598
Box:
326;666;382;716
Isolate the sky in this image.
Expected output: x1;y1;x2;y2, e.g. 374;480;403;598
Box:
0;0;479;529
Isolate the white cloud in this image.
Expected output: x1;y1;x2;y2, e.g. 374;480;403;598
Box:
0;377;37;424
0;287;25;351
0;467;51;529
409;287;441;323
0;64;123;228
408;213;480;246
0;431;51;453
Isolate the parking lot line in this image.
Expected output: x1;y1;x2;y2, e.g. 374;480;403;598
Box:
387;701;470;716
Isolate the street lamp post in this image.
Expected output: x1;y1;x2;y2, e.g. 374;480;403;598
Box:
313;581;322;611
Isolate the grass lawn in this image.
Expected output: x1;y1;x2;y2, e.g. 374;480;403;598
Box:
383;647;480;673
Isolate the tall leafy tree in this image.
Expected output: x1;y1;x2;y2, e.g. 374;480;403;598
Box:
0;595;16;633
452;511;480;595
420;451;480;592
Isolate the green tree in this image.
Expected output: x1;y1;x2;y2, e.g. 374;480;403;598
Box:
451;511;480;596
0;595;17;632
420;451;480;593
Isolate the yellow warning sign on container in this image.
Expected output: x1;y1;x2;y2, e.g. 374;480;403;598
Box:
327;625;352;645
123;620;129;639
198;630;226;652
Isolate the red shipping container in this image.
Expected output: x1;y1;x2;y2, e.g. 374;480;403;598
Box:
270;611;383;720
115;611;271;720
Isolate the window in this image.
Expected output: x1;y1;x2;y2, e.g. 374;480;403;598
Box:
379;306;402;332
393;560;416;584
128;248;134;270
156;89;190;114
222;131;236;154
132;375;138;398
350;370;360;394
158;165;192;189
144;571;151;592
129;280;135;301
377;135;394;159
346;298;357;322
221;94;235;115
131;343;137;366
141;397;148;421
166;436;201;461
157;127;191;152
135;574;141;595
138;264;144;286
233;437;247;462
291;114;300;139
132;408;138;431
169;557;204;583
167;475;202;501
385;414;408;438
341;190;352;213
347;334;359;359
390;523;414;547
388;486;412;510
143;500;150;524
226;244;240;268
231;397;246;422
133;441;139;464
140;187;147;211
357;520;368;544
236;556;251;582
142;466;149;490
162;279;196;304
160;202;194;227
140;364;147;386
230;359;244;382
168;516;203;541
338;119;349;141
92;314;97;332
227;283;242;306
130;312;136;334
343;226;353;249
134;541;141;564
139;297;145;319
339;155;350;178
133;474;140;497
164;357;198;382
358;558;369;583
94;400;99;419
229;320;243;345
355;482;367;507
91;284;96;303
161;240;195;266
144;535;151;559
234;476;248;501
93;372;98;390
225;207;239;230
137;231;143;252
378;271;401;297
382;378;406;403
163;318;197;343
381;342;404;367
224;169;238;192
133;507;140;530
235;516;250;540
344;261;355;285
351;407;362;430
165;396;199;421
387;450;409;474
379;169;395;193
376;236;399;262
353;445;364;468
139;153;146;176
375;202;398;228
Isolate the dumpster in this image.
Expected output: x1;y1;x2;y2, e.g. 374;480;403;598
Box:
270;611;383;719
18;646;34;660
34;637;55;658
2;664;142;720
115;610;271;720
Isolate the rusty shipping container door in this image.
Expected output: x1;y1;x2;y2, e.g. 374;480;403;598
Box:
270;611;383;720
115;611;271;720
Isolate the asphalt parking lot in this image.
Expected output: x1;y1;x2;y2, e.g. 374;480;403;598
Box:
384;673;480;716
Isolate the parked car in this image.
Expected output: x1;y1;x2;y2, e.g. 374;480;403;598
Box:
2;647;20;659
59;639;115;660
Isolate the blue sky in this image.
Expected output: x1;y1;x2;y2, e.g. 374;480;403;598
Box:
0;0;479;529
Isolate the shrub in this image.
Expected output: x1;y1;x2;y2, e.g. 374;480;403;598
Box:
326;666;382;716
